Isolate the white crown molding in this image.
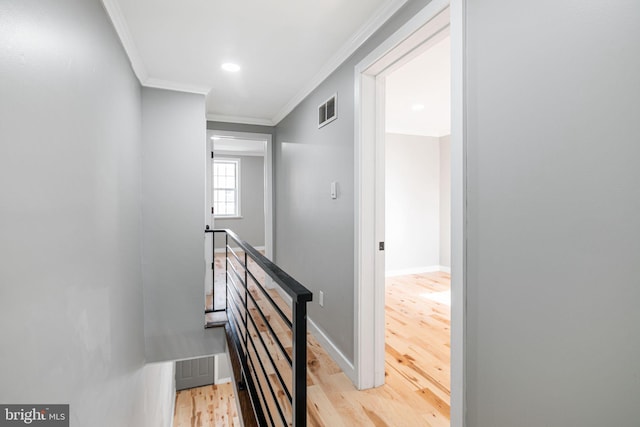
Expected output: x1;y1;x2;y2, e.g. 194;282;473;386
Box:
144;78;210;95
103;0;210;96
101;0;149;83
271;0;410;125
206;114;274;127
104;0;408;124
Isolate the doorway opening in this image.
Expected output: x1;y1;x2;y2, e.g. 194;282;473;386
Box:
354;0;464;425
204;129;273;325
384;26;452;426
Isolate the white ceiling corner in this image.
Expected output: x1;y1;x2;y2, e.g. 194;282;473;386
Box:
102;0;211;95
101;0;148;83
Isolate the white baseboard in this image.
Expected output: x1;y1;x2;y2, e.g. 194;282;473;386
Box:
270;283;357;385
307;318;357;385
385;265;450;277
214;245;265;254
273;283;292;305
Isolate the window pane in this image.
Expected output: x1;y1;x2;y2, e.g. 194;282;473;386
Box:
212;159;239;216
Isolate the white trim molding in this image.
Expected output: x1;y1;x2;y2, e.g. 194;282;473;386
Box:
103;0;410;127
448;1;466;425
214;150;265;157
145;78;209;95
101;0;149;83
354;1;466;426
271;281;358;385
308;318;357;385
207;114;274;127
101;0;211;96
207;129;274;265
354;0;451;390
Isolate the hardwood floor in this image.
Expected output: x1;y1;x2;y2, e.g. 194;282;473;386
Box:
185;251;450;426
174;382;240;427
306;271;450;427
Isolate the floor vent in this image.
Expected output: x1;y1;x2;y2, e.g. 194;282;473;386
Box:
318;93;337;128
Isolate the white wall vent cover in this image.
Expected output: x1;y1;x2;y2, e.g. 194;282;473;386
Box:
318;94;337;128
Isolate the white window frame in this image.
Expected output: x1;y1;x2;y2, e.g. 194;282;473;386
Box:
212;157;241;218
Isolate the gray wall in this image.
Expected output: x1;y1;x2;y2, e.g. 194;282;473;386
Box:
385;134;441;272
465;1;640;426
141;88;225;362
0;0;148;424
214;155;265;248
439;135;450;268
275;0;433;361
275;0;640;424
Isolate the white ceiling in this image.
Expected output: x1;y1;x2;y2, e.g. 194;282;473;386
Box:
103;0;406;125
385;34;451;137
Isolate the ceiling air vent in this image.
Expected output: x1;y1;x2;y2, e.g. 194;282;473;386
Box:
318;93;337;128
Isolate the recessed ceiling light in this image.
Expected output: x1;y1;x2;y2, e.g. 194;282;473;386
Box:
412;104;425;111
221;63;241;72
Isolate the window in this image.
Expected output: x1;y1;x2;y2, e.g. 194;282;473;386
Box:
212;158;240;217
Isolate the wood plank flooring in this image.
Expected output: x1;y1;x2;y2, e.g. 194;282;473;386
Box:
174;382;240;427
306;271;450;427
181;252;450;426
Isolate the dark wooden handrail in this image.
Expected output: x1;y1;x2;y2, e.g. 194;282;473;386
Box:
206;228;312;303
205;228;312;426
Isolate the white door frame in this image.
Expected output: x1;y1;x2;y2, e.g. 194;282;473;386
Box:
353;0;465;425
206;129;274;261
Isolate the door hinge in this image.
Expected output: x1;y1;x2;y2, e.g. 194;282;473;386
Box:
212;262;214;270
211;151;214;159
379;242;385;251
211;207;214;214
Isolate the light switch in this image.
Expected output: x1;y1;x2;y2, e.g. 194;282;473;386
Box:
330;182;337;199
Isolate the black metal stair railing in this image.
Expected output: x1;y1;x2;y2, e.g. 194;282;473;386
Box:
205;229;313;427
